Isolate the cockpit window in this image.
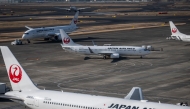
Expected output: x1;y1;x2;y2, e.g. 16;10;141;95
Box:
24;33;29;35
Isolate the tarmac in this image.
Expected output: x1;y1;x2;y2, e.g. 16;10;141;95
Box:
0;25;190;109
0;2;190;109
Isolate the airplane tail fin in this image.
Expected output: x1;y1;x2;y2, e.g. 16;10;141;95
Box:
169;21;181;35
70;11;79;27
124;87;143;100
60;29;81;46
0;46;39;91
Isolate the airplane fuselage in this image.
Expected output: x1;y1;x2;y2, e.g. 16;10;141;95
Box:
6;90;189;109
61;45;150;56
171;33;190;42
22;25;77;40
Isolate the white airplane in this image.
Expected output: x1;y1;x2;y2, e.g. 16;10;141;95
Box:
60;29;151;59
22;11;79;43
166;21;190;42
56;6;90;12
0;46;189;109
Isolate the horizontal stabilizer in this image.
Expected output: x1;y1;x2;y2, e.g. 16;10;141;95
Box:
25;26;33;30
0;94;23;101
124;87;143;100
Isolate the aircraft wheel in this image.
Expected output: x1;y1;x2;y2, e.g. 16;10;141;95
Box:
27;39;30;43
140;56;143;59
103;55;106;60
44;38;49;40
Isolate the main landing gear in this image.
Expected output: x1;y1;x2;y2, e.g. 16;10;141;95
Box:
103;55;106;59
27;39;30;43
103;55;111;59
44;38;49;41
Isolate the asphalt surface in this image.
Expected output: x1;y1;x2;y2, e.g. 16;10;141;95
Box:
0;2;190;109
0;24;190;108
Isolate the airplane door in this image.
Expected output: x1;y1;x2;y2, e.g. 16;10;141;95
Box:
34;99;39;107
139;50;142;54
25;97;34;107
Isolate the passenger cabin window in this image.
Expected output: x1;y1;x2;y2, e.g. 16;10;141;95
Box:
43;100;104;109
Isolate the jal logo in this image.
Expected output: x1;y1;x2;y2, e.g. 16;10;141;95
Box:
74;19;78;24
9;64;22;83
172;28;177;33
63;37;70;44
108;103;139;109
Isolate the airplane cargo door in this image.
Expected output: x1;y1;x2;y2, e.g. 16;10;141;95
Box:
34;99;39;107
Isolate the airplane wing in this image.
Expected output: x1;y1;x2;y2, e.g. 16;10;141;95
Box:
78;7;90;10
55;7;70;11
124;87;143;100
25;26;33;30
88;47;112;55
0;94;23;101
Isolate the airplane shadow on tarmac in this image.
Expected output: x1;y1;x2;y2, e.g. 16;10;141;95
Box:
84;56;163;63
184;44;190;46
0;98;13;102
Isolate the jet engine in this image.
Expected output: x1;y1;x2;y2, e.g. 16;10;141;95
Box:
142;45;146;49
142;45;153;51
110;53;119;58
147;45;154;51
54;34;62;41
176;102;188;106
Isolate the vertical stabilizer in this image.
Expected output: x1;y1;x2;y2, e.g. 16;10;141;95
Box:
0;46;39;91
169;21;181;35
124;87;143;100
60;29;81;46
70;11;79;27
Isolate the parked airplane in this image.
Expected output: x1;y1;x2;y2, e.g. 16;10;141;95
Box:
166;21;190;42
56;6;90;12
0;46;189;109
60;29;151;59
22;11;79;43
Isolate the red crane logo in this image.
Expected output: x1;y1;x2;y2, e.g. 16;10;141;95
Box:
9;64;22;83
74;19;78;24
172;28;177;33
63;37;70;44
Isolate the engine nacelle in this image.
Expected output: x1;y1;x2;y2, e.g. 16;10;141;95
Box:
54;34;62;41
147;45;154;51
176;102;188;106
142;45;146;49
110;53;119;58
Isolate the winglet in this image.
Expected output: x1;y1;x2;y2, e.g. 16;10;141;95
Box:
92;40;97;46
88;47;94;53
124;87;143;100
0;46;39;91
25;26;33;30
